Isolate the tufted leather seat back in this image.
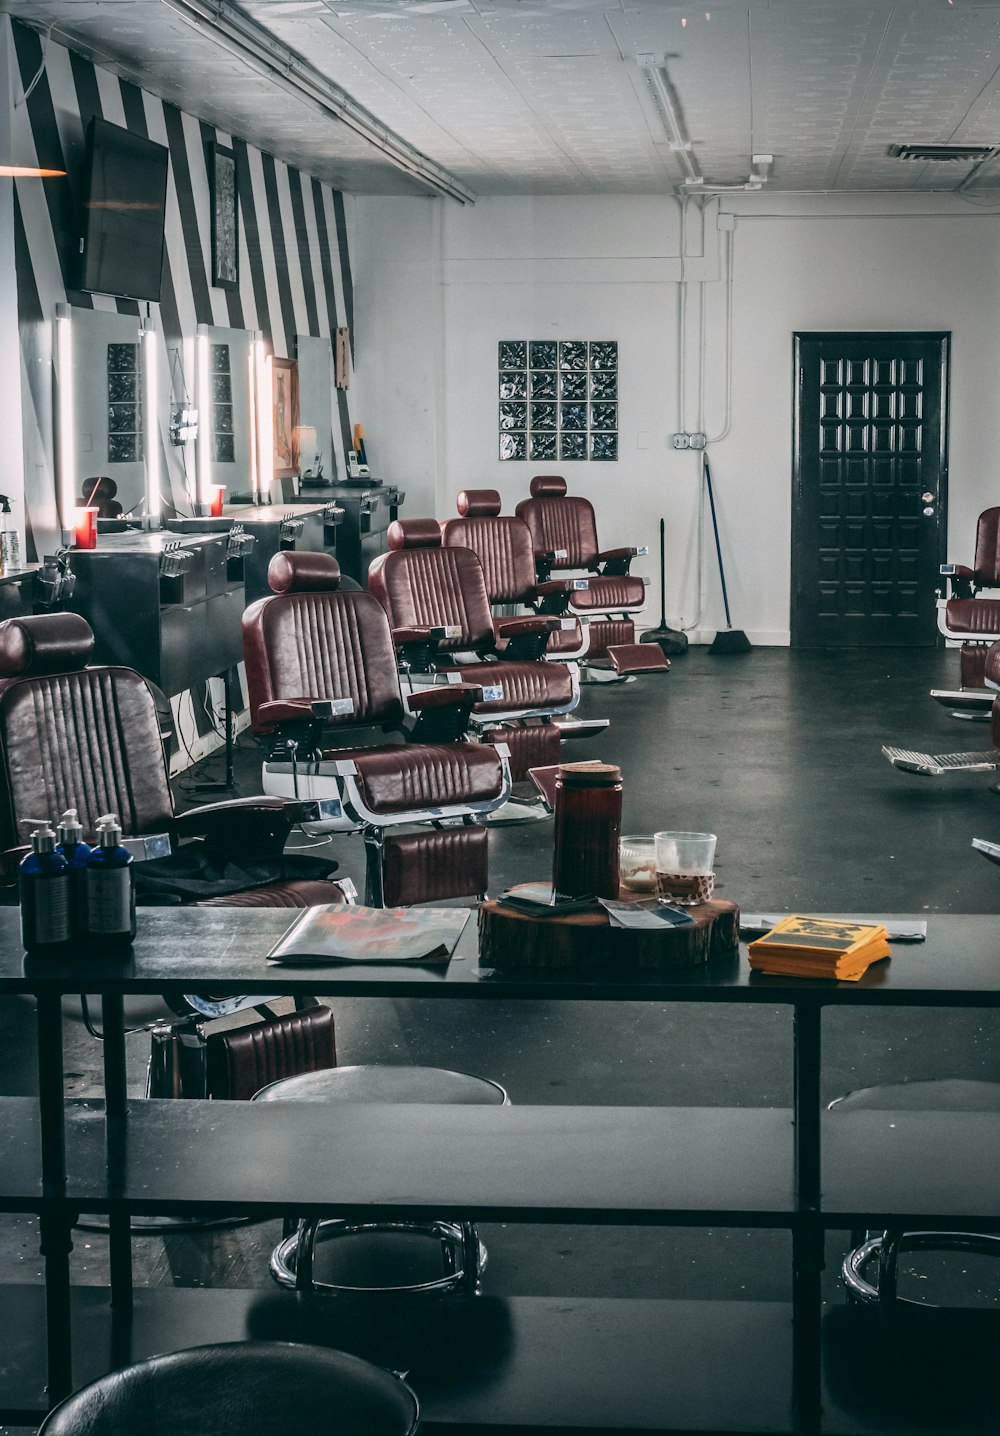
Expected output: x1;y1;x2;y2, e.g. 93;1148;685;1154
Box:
243;588;405;735
974;508;1000;587
442;513;537;604
515;476;600;570
0;663;175;859
368;543;496;649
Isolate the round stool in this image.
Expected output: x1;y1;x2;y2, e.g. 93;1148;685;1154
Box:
830;1078;1000;1309
253;1064;509;1296
38;1340;419;1435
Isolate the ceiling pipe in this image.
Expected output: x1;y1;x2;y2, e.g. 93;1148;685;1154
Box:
158;0;476;204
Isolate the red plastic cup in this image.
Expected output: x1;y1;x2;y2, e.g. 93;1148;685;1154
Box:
209;485;226;517
73;507;98;550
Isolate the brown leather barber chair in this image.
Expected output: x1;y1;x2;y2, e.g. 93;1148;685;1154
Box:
368;518;579;788
931;506;1000;717
514;474;668;679
243;551;511;905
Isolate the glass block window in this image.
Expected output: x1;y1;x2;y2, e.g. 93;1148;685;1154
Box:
499;340;617;461
211;343;235;464
106;343;142;464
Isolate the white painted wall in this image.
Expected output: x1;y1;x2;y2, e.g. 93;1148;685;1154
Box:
353;190;1000;645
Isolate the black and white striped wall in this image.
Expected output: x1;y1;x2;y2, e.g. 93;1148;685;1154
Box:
9;16;357;770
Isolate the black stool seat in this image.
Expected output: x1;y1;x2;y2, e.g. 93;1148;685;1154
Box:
830;1078;1000;1112
39;1341;419;1435
253;1063;508;1106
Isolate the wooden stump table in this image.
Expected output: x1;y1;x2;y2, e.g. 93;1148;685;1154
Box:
478;887;740;972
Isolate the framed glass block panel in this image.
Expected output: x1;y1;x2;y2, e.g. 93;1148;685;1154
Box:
529;341;557;370
590;341;617;371
560;432;586;461
499;431;526;461
107;373;136;403
560;402;587;431
530;402;557;430
499;402;527;431
212;373;232;403
108;403;137;434
212;343;230;372
530;432;557;461
214;404;233;434
108;433;138;463
591;403;617;431
530;370;557;399
559;371;587;400
499;370;527;400
215;434;236;464
499;340;526;369
591;370;617;400
559;340;588;371
107;343;137;372
590;432;618;462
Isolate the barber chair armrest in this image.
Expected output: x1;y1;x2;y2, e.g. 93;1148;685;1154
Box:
172;797;311;856
531;577;590;615
403;682;484;743
589;545;647;575
940;563;976;599
494;614;561;663
533;548;567;582
393;624;463;674
256;698;355;729
405;684;484;714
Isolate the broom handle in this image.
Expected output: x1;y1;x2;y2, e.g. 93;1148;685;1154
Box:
704;456;734;629
658;518;667;626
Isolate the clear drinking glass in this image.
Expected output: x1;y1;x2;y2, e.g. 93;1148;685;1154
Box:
653;831;717;906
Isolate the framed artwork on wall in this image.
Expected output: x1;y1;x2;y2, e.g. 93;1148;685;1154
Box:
209;142;239;291
272;357;300;479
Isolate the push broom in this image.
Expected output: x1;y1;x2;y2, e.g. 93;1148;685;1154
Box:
704;455;752;655
640;518;688;656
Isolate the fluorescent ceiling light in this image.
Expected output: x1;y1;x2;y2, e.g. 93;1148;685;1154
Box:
159;0;476;203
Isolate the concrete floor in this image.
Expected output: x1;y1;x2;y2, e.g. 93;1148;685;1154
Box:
2;643;999;1430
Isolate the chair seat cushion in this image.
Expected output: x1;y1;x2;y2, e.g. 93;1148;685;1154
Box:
331;741;504;814
571;575;645;611
443;661;574;713
253;1063;507;1104
829;1078;1000;1112
944;598;1000;635
984;642;1000;688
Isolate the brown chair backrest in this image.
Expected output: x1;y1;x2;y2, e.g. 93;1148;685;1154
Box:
0;615;175;859
441;490;538;604
974;508;1000;587
514;474;599;570
368;520;496;649
242;552;405;734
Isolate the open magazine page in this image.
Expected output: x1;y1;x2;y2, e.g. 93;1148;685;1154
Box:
266;904;472;965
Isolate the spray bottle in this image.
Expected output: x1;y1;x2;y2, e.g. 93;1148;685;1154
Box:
56;809;93;937
0;495;21;575
19;819;71;953
85;814;136;945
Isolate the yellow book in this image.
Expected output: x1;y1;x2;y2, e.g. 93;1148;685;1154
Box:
749;916;888;961
749;937;891;981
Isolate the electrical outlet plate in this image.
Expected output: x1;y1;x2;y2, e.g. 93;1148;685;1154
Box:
689;432;707;450
672;433;690;450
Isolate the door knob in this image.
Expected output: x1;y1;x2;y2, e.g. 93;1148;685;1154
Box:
921;491;935;503
923;506;935;517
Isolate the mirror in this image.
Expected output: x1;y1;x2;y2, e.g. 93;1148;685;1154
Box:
199;325;253;506
71;308;148;523
295;334;334;486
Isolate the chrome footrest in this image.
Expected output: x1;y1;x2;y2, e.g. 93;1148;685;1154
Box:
553;717;611;740
881;745;1000;776
270;1218;487;1296
843;1230;1000;1308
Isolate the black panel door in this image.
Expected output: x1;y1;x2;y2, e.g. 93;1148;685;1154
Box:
792;332;949;647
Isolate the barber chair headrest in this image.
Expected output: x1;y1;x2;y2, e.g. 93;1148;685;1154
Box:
456;489;502;518
529;475;568;498
268;551;341;594
0;613;94;677
387;518;442;551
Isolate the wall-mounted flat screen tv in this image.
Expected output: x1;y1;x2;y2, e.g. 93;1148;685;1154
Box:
79;117;169;302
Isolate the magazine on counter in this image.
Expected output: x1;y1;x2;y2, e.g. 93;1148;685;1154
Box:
266;904;471;965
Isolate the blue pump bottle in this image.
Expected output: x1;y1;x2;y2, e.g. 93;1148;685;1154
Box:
56;808;92;936
85;814;136;945
19;820;71;953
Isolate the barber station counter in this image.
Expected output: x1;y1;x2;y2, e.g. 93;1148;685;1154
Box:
0;565;42;622
166;502;342;602
286;481;404;585
65;531;243;697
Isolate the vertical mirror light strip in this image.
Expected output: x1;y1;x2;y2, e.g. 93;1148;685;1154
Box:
247;336;259;500
54;304;75;533
253;338;272;500
143;320;160;518
196;324;211;512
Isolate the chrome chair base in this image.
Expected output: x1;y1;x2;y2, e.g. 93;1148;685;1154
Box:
842;1229;1000;1309
271;1217;488;1295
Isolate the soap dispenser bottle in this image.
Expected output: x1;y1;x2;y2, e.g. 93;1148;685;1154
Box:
85;814;136;945
56;809;93;935
19;820;71;953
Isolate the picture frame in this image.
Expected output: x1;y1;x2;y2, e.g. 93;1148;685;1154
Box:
272;357;300;479
209;142;239;291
